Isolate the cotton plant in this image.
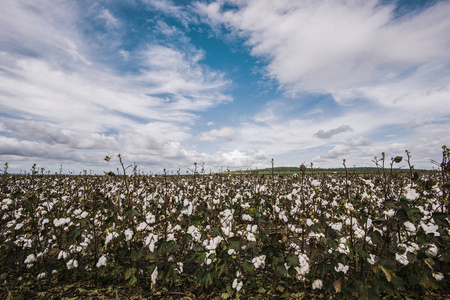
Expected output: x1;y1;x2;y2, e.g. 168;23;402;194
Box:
1;156;449;298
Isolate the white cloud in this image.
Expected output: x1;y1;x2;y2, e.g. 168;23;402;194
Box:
197;0;450;168
0;0;236;173
199;127;236;142
99;9;120;29
199;0;450;95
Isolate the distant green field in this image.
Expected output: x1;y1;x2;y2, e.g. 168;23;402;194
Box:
230;166;429;174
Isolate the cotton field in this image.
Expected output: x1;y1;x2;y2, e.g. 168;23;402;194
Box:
0;161;449;298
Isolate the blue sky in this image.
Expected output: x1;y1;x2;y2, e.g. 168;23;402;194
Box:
1;0;449;174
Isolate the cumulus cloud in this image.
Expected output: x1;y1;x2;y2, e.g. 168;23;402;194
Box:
314;125;353;139
197;0;450;168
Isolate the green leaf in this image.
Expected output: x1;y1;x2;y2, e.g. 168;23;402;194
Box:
66;225;81;243
406;273;419;286
432;212;449;226
124;268;136;280
442;182;450;190
248;208;255;217
355;244;369;259
286;254;299;267
204;273;213;286
243;260;254;274
378;258;392;268
367;288;380;300
128;275;137;286
228;237;241;250
419;273;439;289
391;276;405;291
394;156;403;163
221;293;231;299
190;215;203;225
130;251;142;262
275;263;288;276
124;207;138;219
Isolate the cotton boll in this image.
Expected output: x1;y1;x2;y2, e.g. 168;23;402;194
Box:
151;267;158;285
433;272;444;281
335;263;349;274
395;253;409;265
403;221;416;233
24;254;36;264
425;244;438;257
312;279;323;290
367;254;377;265
96;255;107;268
124;229;134;241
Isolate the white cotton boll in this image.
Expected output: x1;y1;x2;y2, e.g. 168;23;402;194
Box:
151;267;158;285
330;222;342;231
433;272;444;281
37;272;46;280
228;249;236;256
7;220;16;228
246;232;256;242
421;222;440;236
405;189;420;200
384;209;395;218
15;223;24;230
306;219;314;226
367;254;377;265
96;255;107;268
312;279;323;290
24;254;36;264
167;233;175;241
344;203;354;211
176;262;183;273
105;232;118;245
252;255;266;269
425;244;438;257
232;278;243;291
395;253;409;265
242;214;253;221
335;263;349;274
66;259;78;269
58;251;68;260
124;229;134;241
311;180;321;187
52;270;58;274
53;218;70;227
295;254;310;277
403;221;416;233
